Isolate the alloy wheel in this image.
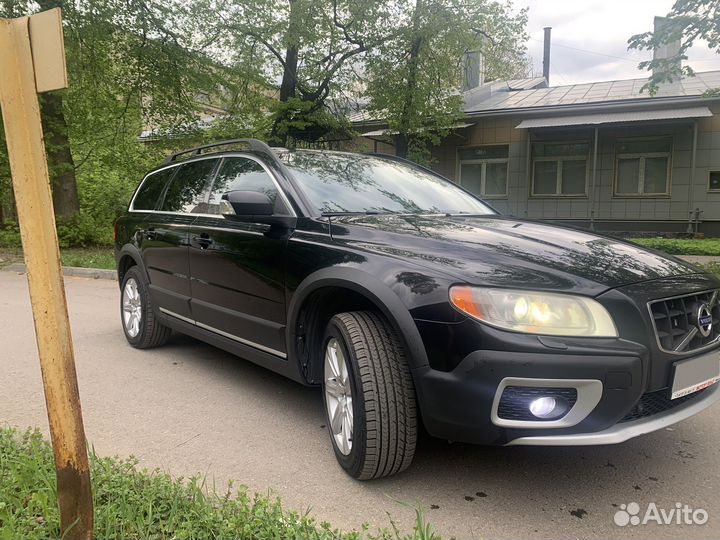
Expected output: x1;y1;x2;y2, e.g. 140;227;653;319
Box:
122;278;142;338
324;338;354;455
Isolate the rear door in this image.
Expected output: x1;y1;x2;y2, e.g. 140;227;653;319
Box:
188;155;293;357
141;158;219;320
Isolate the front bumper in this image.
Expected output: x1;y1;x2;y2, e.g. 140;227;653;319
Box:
507;381;720;445
411;335;719;446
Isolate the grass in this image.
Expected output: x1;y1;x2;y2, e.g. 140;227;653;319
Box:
0;428;437;540
627;237;720;256
0;247;114;271
60;248;115;270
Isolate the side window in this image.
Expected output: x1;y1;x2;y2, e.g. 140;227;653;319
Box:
207;157;282;215
132;168;175;210
160;158;218;213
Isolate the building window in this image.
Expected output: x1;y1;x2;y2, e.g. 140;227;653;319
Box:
709;171;720;192
531;142;589;196
458;146;509;198
614;137;672;196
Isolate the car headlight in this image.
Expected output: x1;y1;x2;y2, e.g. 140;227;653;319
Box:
449;286;617;337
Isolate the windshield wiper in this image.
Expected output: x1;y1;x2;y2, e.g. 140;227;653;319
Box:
321;211;396;217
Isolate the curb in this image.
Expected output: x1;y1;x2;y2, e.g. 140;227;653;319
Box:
3;263;116;280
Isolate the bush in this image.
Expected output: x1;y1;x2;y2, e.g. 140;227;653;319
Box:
0;428;437;540
0;223;21;248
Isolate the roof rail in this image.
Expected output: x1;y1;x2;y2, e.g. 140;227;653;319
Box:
163;138;276;164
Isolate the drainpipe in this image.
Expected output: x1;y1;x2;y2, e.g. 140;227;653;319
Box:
525;131;532;217
686;121;698;234
589;127;599;230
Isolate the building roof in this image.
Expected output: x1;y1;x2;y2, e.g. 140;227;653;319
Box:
515;106;713;129
463;70;720;115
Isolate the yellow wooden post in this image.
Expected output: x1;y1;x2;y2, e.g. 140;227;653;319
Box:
0;8;93;539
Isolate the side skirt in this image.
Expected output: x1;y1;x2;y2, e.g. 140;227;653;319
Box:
157;310;308;385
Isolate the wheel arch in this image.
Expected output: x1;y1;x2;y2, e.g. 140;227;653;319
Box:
287;267;429;385
116;244;148;287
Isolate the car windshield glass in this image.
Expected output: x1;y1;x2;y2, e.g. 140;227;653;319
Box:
278;151;495;215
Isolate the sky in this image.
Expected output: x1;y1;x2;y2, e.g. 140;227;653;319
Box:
517;0;720;86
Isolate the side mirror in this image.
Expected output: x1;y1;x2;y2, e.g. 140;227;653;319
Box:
220;190;297;230
221;190;274;216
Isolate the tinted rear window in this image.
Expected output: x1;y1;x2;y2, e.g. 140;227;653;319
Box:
160;158;218;213
132;168;175;210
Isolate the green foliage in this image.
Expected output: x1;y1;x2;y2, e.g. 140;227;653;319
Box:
0;428;438;540
628;0;720;95
363;0;529;162
628;237;720;256
272;98;355;144
0;224;21;248
60;248;116;269
219;0;393;144
0;0;271;244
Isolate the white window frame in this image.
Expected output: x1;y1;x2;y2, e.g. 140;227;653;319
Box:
457;154;509;199
614;137;672;197
530;141;589;197
457;144;510;199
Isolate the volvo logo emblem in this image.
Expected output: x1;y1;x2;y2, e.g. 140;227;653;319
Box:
697;303;713;338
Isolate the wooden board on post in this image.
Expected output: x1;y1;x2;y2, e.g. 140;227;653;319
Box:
0;8;93;540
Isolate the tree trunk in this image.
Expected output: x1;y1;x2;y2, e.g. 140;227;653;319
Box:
35;0;79;219
395;134;410;158
395;0;423;159
269;0;301;146
40;92;80;219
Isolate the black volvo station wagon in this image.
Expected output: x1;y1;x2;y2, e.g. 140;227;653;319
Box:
115;139;720;479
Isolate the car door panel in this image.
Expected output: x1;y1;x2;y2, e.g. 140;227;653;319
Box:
189;218;288;355
188;156;292;356
142;213;195;319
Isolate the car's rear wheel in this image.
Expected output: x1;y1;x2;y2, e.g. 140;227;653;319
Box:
121;266;171;349
322;311;417;479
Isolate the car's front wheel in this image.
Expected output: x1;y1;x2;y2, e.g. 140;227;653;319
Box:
120;266;171;349
322;311;417;479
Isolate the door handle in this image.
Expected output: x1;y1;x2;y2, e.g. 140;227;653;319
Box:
137;228;156;241
191;234;213;249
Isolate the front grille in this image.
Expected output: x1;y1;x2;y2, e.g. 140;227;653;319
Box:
620;387;709;423
497;386;578;421
649;290;720;353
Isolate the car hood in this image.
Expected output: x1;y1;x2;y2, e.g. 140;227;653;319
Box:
328;214;702;296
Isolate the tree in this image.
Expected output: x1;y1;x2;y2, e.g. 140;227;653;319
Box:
362;0;528;161
628;0;720;95
0;0;263;231
220;0;395;145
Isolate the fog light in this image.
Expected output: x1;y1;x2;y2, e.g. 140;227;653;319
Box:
529;397;558;418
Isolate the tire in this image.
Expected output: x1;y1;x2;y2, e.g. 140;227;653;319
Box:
120;266;171;349
322;311;417;480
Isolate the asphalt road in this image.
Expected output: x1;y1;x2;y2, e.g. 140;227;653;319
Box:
1;271;719;539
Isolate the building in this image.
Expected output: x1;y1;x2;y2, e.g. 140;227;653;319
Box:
354;24;720;236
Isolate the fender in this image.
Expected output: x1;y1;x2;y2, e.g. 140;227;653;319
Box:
116;244;149;286
287;266;430;371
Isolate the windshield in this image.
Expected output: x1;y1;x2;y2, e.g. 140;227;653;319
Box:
278;151;495;216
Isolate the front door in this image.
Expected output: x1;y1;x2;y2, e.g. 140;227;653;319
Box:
188;155;293;357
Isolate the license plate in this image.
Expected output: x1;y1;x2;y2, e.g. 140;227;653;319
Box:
671;351;720;399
